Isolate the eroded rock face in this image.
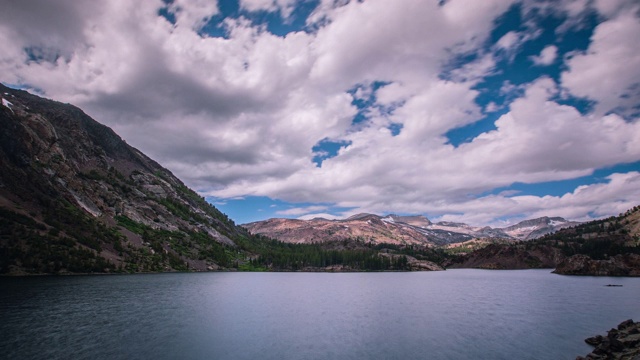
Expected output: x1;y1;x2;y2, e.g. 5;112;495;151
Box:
554;254;640;277
577;319;640;360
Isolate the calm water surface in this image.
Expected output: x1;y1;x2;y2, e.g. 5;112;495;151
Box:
1;269;639;360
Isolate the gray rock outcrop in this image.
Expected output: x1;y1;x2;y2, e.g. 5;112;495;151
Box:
577;319;640;359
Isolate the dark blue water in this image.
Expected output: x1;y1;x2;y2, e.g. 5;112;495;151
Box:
1;269;639;360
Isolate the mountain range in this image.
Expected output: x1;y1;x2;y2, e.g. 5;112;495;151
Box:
446;206;640;275
243;213;580;246
1;84;637;276
0;84;443;274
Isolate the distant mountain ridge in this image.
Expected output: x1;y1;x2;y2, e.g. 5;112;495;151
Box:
447;205;640;275
243;213;580;246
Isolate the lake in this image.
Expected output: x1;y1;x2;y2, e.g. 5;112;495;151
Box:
1;269;639;360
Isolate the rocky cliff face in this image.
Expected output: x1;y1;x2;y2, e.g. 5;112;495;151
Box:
0;84;247;274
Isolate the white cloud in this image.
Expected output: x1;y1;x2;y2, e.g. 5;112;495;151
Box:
0;0;638;226
497;31;520;50
446;53;497;83
561;6;640;117
432;171;640;226
213;77;640;225
593;0;633;18
530;45;558;66
484;102;500;113
240;0;298;19
277;205;329;216
169;0;219;30
494;29;541;62
297;213;342;220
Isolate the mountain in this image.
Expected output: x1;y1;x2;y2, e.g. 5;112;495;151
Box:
243;214;440;246
449;205;640;275
445;243;564;270
0;85;445;274
0;84;249;274
5;83;626;275
501;216;580;240
243;213;579;246
549;205;640;276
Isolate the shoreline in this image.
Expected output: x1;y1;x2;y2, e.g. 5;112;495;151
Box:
5;266;640;277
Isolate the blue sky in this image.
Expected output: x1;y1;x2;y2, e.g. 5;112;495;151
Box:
1;0;639;226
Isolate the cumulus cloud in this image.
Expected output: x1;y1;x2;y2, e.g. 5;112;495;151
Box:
169;0;219;30
530;45;558;65
561;6;640;118
432;172;640;226
213;76;640;225
0;0;638;225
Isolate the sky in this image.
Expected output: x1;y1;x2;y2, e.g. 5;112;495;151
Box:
1;0;639;226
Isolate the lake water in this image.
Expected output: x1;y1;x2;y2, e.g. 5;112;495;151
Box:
1;269;639;360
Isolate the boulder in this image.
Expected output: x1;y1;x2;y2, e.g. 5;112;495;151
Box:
577;319;640;360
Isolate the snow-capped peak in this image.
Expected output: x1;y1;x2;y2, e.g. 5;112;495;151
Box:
381;216;396;224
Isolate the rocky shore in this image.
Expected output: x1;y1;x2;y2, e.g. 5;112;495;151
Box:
445;244;563;270
577;319;640;359
554;254;640;276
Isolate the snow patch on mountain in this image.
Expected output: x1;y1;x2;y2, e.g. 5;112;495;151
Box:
381;216;395;224
2;98;14;113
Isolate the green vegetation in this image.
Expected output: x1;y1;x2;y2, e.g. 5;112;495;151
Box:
0;208;116;274
529;206;640;260
443;239;510;255
115;214;231;270
231;235;445;271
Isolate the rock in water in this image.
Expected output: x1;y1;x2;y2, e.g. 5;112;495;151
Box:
576;319;640;359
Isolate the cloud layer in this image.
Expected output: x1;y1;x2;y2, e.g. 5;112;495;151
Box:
1;0;639;225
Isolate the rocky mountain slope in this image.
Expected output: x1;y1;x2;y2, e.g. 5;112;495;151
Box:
0;84;249;274
243;213;579;246
0;85;446;274
501;216;581;240
445;243;565;270
449;206;640;275
550;205;640;276
244;214;440;246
